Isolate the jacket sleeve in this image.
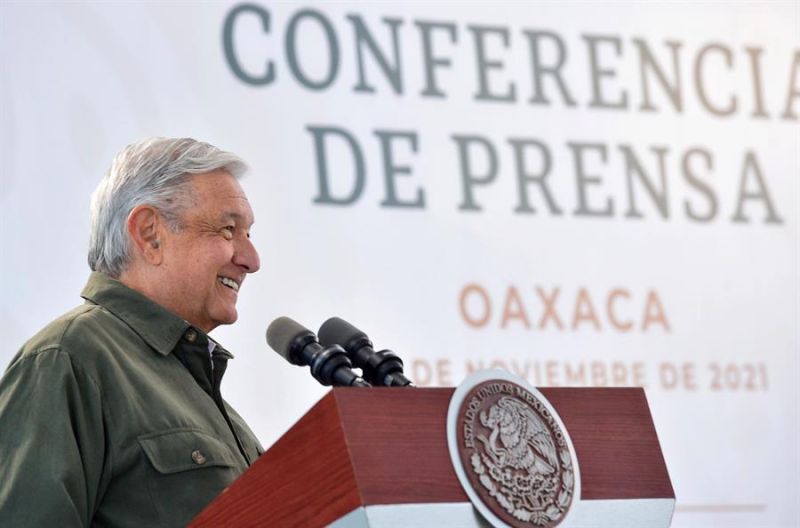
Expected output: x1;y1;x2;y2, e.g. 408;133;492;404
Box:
0;348;106;527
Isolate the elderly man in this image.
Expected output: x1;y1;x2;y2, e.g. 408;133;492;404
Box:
0;138;263;526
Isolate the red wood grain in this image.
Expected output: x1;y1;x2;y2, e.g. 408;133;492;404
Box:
191;386;674;526
334;387;465;505
191;392;362;528
334;387;673;504
540;387;674;500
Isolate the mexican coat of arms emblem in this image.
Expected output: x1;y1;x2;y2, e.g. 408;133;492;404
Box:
449;374;579;528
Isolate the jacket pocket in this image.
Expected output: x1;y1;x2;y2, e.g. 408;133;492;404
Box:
138;428;239;473
137;428;241;526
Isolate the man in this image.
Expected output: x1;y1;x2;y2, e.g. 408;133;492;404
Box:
0;137;263;527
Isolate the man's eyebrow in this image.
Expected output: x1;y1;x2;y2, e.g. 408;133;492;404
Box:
220;211;254;226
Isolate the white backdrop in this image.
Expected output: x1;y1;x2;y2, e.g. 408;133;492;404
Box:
1;2;798;527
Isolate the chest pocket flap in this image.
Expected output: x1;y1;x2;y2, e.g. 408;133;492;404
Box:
138;428;239;474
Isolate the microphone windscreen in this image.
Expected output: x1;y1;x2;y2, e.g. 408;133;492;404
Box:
318;317;366;347
266;316;311;361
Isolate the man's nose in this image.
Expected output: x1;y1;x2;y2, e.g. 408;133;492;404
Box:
234;237;260;273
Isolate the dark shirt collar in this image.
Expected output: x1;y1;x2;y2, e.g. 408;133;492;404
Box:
80;271;232;359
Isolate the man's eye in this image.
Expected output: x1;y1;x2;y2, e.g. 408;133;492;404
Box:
221;226;235;239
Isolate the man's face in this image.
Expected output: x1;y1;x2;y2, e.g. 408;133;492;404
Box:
156;170;260;333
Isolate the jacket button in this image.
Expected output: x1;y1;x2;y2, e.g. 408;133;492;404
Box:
185;329;198;343
191;450;207;465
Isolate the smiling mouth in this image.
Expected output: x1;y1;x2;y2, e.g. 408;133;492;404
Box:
217;276;240;292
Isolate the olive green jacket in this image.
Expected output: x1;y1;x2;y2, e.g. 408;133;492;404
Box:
0;272;263;527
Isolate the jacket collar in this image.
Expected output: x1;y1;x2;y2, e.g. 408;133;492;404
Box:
80;271;228;358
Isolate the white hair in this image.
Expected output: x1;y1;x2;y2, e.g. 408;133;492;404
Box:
88;137;246;277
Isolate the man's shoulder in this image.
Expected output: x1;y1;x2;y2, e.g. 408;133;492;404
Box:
12;302;126;365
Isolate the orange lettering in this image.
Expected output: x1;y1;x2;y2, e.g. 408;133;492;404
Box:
459;283;491;328
536;287;564;330
642;290;670;331
501;286;531;328
572;288;601;330
607;288;633;331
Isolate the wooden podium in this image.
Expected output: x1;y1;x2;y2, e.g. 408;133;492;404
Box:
191;387;674;527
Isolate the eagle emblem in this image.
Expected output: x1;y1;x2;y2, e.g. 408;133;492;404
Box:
455;381;576;527
479;397;559;477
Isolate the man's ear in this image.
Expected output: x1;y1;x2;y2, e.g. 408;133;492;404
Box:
126;205;163;265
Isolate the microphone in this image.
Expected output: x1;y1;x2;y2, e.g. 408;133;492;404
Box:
318;317;413;387
266;316;371;388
